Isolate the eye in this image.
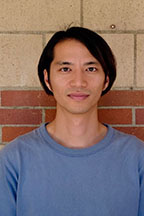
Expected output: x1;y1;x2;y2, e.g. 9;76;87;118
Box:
86;67;97;72
60;67;71;72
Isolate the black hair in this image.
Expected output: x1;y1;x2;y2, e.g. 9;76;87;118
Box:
38;26;116;96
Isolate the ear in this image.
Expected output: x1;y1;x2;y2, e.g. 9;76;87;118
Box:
103;76;109;91
43;69;53;92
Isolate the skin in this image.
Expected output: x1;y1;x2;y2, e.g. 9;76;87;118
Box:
44;39;109;149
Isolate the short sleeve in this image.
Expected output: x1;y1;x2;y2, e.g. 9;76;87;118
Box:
138;149;144;216
0;149;17;216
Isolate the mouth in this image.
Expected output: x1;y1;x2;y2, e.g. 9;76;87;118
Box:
68;93;89;101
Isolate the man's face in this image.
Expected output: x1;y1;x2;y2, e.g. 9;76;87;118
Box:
44;39;109;115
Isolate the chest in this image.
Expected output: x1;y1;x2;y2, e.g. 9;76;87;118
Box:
17;153;139;216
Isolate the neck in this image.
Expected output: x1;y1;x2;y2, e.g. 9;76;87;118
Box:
46;108;107;149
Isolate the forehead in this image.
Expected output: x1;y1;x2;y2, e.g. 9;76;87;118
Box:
52;39;97;61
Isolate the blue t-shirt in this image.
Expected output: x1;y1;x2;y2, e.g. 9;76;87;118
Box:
0;124;144;216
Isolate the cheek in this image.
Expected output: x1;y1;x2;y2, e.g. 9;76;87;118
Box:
51;75;68;89
50;79;66;98
91;76;106;89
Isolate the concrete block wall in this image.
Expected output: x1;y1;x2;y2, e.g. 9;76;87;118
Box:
0;0;144;147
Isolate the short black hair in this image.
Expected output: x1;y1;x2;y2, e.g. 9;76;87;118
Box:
38;26;116;96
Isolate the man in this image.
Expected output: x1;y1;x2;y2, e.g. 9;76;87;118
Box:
0;27;144;216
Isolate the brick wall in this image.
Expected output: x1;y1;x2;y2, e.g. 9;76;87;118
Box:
0;0;144;148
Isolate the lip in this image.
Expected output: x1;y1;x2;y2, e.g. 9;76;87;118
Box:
68;93;89;101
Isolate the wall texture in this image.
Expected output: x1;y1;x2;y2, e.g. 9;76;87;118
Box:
0;0;144;148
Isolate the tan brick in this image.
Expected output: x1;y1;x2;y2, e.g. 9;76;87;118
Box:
83;0;144;30
0;0;80;31
136;35;144;87
0;34;42;87
101;34;134;87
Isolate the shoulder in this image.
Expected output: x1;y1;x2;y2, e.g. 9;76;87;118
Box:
0;124;49;180
111;127;144;147
110;126;144;159
107;126;144;173
0;124;45;162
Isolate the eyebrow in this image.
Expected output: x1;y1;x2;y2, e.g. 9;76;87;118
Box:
55;61;74;65
55;61;100;66
84;61;100;66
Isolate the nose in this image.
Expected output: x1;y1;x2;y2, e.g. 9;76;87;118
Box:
70;69;87;88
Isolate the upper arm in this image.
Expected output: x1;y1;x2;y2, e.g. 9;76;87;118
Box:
0;150;17;216
138;149;144;216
